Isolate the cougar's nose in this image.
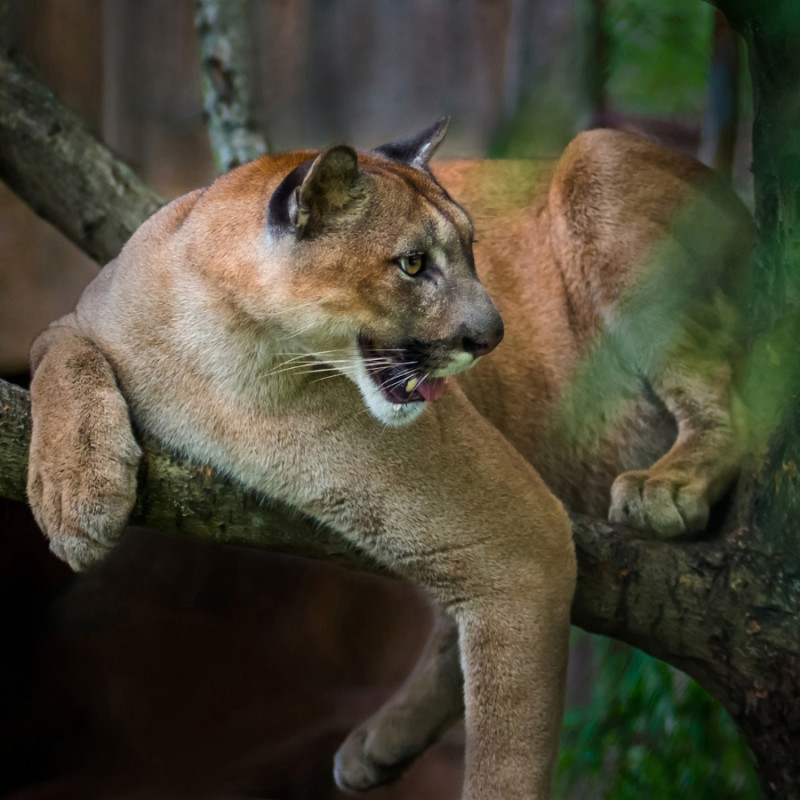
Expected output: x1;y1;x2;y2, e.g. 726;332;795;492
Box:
462;311;504;358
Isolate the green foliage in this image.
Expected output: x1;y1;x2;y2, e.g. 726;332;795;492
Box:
495;0;753;157
556;634;762;799
604;0;714;115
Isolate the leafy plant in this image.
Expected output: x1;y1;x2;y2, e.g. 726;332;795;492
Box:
556;633;762;799
605;0;714;115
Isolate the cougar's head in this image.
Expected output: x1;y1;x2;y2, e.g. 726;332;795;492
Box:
265;119;503;426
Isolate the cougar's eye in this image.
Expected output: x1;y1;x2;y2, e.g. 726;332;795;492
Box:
396;252;426;277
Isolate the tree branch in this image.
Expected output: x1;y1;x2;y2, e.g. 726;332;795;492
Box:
0;377;380;572
0;378;675;608
0;49;163;265
1;373;779;715
194;0;270;172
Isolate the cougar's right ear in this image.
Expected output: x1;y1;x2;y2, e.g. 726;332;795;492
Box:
268;145;362;239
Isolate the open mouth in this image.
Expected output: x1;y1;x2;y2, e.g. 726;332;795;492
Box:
358;335;447;405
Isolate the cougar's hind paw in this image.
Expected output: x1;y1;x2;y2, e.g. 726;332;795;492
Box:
333;726;414;793
609;469;710;538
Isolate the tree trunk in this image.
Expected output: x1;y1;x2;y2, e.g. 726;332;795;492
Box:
709;2;800;796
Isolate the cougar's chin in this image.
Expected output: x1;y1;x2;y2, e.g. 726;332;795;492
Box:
358;387;428;427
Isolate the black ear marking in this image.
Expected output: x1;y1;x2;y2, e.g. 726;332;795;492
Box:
268;145;361;239
268;158;314;234
373;117;451;170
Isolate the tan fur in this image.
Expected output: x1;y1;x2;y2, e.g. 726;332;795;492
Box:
27;126;750;799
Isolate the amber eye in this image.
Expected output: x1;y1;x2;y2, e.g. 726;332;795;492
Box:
396;252;425;276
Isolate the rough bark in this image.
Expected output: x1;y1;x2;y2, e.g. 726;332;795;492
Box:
0;372;779;702
2;23;800;797
0;49;162;265
194;0;269;172
2;360;797;776
714;3;800;796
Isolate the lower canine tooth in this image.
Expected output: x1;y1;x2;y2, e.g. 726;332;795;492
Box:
392;403;402;411
405;378;419;393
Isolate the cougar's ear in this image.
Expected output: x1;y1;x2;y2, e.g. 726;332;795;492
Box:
268;145;361;239
373;117;450;170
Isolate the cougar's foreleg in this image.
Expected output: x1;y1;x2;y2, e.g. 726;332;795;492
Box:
300;391;576;800
28;323;141;570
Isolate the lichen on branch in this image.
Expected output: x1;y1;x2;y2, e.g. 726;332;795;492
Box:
0;50;162;264
194;0;270;172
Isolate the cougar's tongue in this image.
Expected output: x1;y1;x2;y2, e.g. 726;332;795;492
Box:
418;376;447;402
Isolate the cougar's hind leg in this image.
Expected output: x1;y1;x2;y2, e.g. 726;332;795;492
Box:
334;612;463;792
610;300;746;536
28;323;141;570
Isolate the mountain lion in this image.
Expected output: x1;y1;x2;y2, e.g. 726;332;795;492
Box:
27;120;750;799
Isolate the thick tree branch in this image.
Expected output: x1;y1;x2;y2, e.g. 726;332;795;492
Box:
0;379;697;628
1;373;783;716
194;0;270;172
0;49;163;265
0;377;379;572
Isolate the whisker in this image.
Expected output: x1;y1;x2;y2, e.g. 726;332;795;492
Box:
260;356;365;379
307;359;417;380
309;372;351;385
274;350;353;364
257;340;420;384
275;316;325;340
262;358;365;379
272;354;407;369
261;358;405;381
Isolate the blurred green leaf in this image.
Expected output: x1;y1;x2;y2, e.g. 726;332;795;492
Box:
556;633;762;799
605;0;714;115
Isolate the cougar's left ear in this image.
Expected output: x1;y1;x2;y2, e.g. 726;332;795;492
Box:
269;145;362;239
373;117;450;170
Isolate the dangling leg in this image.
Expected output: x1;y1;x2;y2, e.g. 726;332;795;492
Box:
334;612;463;791
27;323;141;569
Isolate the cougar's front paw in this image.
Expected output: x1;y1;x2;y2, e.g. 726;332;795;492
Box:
609;469;710;538
27;438;141;571
334;725;415;793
